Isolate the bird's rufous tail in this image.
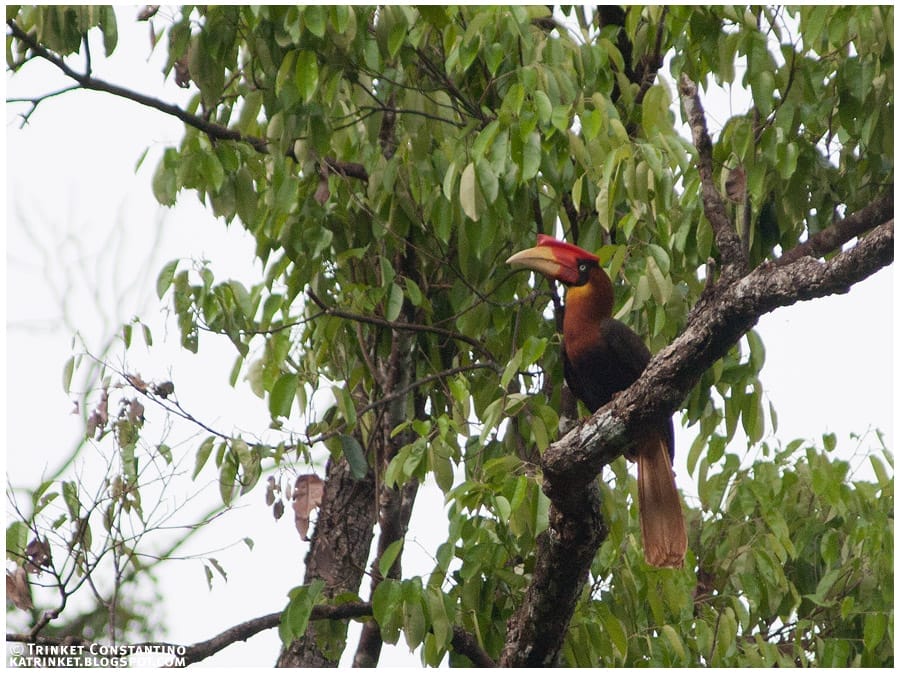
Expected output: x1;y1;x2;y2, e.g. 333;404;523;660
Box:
636;435;686;568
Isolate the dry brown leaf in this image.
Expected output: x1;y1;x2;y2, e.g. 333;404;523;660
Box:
174;58;191;89
273;500;285;521
6;567;33;611
25;537;51;574
125;373;148;393
265;476;276;506
314;176;330;205
152;381;175;399
137;5;160;21
127;399;145;424
292;474;324;541
725;165;746;203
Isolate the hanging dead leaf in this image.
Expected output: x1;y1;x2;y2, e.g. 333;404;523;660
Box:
174;58;191;89
25;538;51;574
137;5;160;21
265;476;275;505
292;474;324;541
126;399;145;424
125;373;148;393
273;499;285;520
725;165;746;203
152;381;175;399
6;567;33;610
314;176;330;205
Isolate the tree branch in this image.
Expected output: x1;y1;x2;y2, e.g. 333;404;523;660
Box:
500;485;604;666
777;189;894;265
7;602;373;667
306;288;496;362
678;72;748;279
6;19;268;153
634;6;670;105
5;19;367;182
543;217;893;491
452;625;498;667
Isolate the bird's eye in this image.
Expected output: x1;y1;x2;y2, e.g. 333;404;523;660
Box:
578;263;588;272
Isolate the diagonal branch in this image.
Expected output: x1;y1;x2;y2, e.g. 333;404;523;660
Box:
6;19;267;153
543;217;893;490
777;189;894;265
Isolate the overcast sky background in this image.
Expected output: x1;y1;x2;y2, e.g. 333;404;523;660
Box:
4;9;894;668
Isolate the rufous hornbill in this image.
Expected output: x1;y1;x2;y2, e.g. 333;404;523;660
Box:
507;234;686;568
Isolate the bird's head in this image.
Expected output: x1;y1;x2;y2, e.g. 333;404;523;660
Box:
506;234;599;287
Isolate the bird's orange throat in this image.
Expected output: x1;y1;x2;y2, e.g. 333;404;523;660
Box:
562;268;614;359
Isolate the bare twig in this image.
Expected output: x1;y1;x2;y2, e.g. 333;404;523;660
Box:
7;86;80;126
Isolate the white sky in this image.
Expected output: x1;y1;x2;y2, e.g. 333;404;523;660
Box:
4;8;894;669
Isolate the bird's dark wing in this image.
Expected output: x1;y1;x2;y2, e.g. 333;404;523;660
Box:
563;318;674;460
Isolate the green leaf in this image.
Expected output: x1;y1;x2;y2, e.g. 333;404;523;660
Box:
156;259;179;299
98;6;117;56
341;434;368;479
385;282;404;322
62;480;80;520
193;435;216;479
62;355;75;394
459;161;480;221
749;69;775;117
863;612;887;652
425;586;452;649
152;161;177;206
296;50;319;102
219;450;238;505
279;579;326;646
372;579;403;644
234;167;258;226
442;161;458;201
521;131;541;180
661;624;685;663
533;90;552;125
7;521;30;560
378;539;404;578
641;84;671;135
401;580;426;649
270;373;297;419
475;158;498;205
303;5;326;38
598;604;627;659
869;453;890;489
189;35;225;108
157;443;173;464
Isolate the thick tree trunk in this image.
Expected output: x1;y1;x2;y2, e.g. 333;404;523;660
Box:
500;485;605;667
275;456;376;667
